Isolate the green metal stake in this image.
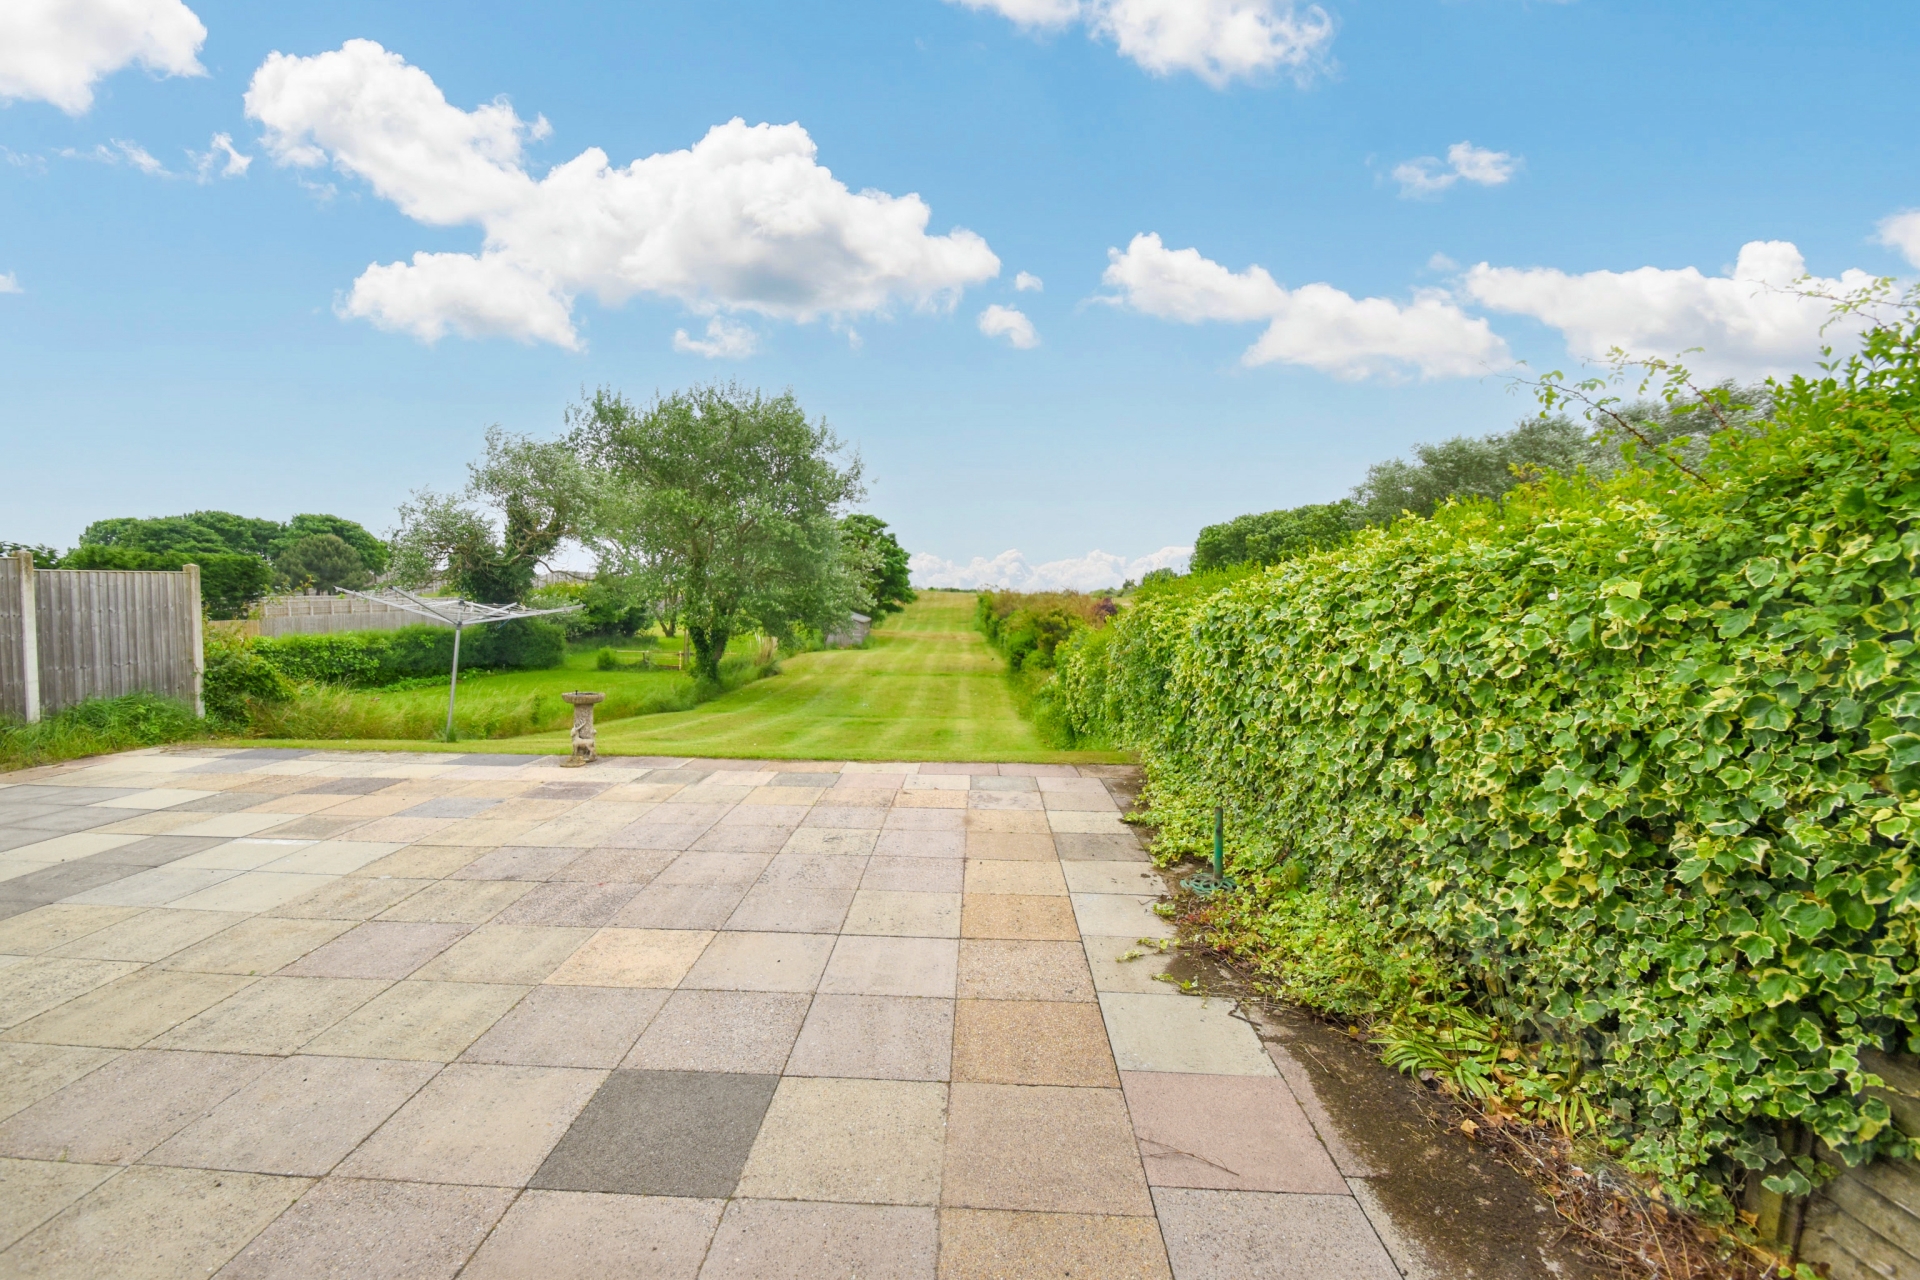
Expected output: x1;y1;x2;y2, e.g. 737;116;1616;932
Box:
1181;804;1237;897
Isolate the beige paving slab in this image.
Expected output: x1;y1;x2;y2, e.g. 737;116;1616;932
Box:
417;819;540;847
173;812;300;838
937;1208;1171;1280
0;906;143;957
0;1158;119;1254
702;1200;938;1280
2;832;144;863
152;976;390;1055
1071;893;1175;940
784;994;954;1083
169;871;340;913
965;859;1067;896
1047;811;1131;835
350;843;484;878
145;1055;442;1176
953;998;1118;1087
337;816;456;844
0;1049;274;1163
960;895;1080;941
844;889;962;938
964;832;1056;861
737;1077;947;1206
415;924;594;984
963;810;1049;834
216;1176;513;1280
1062;861;1164;895
1082;936;1181;994
302;980;529;1061
87;811;205;836
46;909;246;962
0;1043;121;1124
622;989;810;1073
0;1164;306;1280
4;969;254;1049
0;958;145;1030
459;1189;722;1280
958;939;1096;1002
462;986;668;1068
819;935;959;998
89;788;218;810
162;840;296;872
535;923;717;988
260;840;404;875
266;875;433;921
1098;993;1278;1076
681;931;835;993
159;917;355;975
370;879;535;925
337;1063;603;1186
942;1083;1153;1216
781;828;880;856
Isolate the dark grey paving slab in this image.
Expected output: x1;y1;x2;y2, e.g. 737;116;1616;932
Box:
0;828;63;854
86;835;230;868
0;860;142;907
298;776;401;796
530;1069;778;1197
13;808;131;835
166;791;277;815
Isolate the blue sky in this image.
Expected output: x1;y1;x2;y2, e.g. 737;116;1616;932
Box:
3;0;1916;588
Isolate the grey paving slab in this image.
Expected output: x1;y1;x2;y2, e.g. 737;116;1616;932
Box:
450;845;585;881
1151;1188;1400;1280
278;921;469;979
530;1069;778;1197
216;1177;512;1280
462;985;668;1067
681;929;834;993
493;880;646;927
338;1063;602;1186
725;885;854;933
1099;994;1278;1076
0;1049;273;1163
622;989;810;1073
785;994;953;1081
700;1200;937;1280
613;881;751;929
819;934;958;998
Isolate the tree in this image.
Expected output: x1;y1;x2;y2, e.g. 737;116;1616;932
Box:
1191;501;1359;572
574;384;864;681
275;534;372;592
389;427;592;603
1348;415;1588;526
273;514;390;575
840;514;915;616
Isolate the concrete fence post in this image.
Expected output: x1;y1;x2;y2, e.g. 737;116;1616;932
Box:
14;549;39;724
184;563;205;718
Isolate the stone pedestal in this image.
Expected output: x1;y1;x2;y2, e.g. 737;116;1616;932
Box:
560;691;606;766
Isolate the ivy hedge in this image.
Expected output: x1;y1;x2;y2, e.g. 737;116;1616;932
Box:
251;619;566;687
1060;318;1920;1209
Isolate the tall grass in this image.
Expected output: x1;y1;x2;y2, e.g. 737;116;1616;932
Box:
1;693;204;772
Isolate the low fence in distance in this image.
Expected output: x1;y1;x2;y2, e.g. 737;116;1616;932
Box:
1;550;203;721
255;593;453;638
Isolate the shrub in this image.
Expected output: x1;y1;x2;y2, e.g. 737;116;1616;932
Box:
202;629;292;727
1190;500;1360;571
976;591;1117;672
58;545;273;619
273;534;371;592
1060;317;1920;1211
253;618;566;687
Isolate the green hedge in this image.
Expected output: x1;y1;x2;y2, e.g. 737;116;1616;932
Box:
253;619;566;687
1061;320;1920;1209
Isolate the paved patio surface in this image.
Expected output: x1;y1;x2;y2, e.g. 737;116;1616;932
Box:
0;747;1403;1278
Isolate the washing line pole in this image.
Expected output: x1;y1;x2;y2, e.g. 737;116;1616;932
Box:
340;588;580;744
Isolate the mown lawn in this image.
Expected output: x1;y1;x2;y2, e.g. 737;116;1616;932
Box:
268;594;1124;764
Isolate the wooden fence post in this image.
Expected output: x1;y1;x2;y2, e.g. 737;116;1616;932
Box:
184;563;204;718
14;549;39;724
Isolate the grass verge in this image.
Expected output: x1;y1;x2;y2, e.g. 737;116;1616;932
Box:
1;693;208;772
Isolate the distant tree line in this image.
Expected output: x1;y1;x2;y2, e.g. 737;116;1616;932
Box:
1192;384;1771;572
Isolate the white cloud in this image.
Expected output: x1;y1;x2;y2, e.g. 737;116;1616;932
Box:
1462;240;1881;379
245;40;1001;350
979;303;1039;348
1103;232;1509;380
188;131;250;181
113;137;164;175
1015;271;1043;292
673;316;759;359
1392;141;1517;199
1877;210;1920;268
0;273;22;295
910;545;1191;591
951;0;1333;87
0;0;205;115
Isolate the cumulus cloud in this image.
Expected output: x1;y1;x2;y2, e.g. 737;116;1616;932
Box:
673;316;759;359
0;273;22;295
1877;210;1920;268
910;545;1191;591
1103;232;1509;380
1015;271;1043;292
979;303;1039;348
0;0;205;114
951;0;1334;87
1392;141;1517;199
1461;240;1881;379
244;40;1001;349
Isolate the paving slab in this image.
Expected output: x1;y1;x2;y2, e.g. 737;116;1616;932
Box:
0;1158;118;1254
0;1165;306;1280
725;885;855;933
952;999;1118;1087
372;878;533;923
1071;893;1175;939
819;934;959;998
786;994;954;1081
159;917;354;974
1082;935;1181;994
623;989;810;1073
301;979;528;1061
463;984;667;1067
460;1190;722;1280
844;889;962;937
492;879;647;927
544;928;712;987
339;1063;602;1186
146;1055;440;1176
965;859;1068;896
0;1043;121;1123
737;1077;947;1205
0;904;143;956
942;1083;1153;1216
1099;994;1278;1077
0;956;145;1029
153;976;390;1055
1150;1187;1400;1280
279;920;469;979
613;881;751;928
44;908;245;962
960;894;1079;941
861;857;965;893
266;876;431;921
530;1069;777;1197
964;832;1057;861
550;846;678;881
0;1048;273;1163
937;1208;1172;1280
1121;1071;1347;1193
702;1200;938;1280
958;939;1096;1002
5;968;253;1048
216;1176;512;1280
681;930;835;993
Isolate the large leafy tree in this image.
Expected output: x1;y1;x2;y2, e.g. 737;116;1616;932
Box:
390;427;591;603
575;384;864;681
840;514;915;617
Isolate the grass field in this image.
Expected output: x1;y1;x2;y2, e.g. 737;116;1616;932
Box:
266;593;1124;764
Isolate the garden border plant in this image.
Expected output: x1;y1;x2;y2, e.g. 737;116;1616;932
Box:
1060;304;1920;1220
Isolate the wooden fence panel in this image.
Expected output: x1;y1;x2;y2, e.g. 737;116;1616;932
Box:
258;594;449;637
0;554;202;721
